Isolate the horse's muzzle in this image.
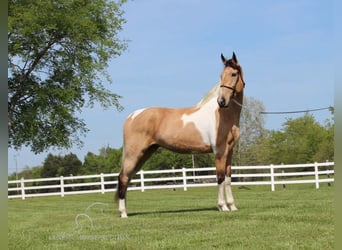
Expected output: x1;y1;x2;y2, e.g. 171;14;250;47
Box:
217;98;229;108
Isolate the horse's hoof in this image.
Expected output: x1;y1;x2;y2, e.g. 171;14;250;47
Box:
218;204;229;212
228;204;238;211
120;212;128;218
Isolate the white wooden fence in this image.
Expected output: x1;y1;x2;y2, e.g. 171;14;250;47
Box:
8;162;334;200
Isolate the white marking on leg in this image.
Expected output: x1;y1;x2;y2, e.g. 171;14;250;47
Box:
225;176;238;211
217;182;229;211
119;199;128;218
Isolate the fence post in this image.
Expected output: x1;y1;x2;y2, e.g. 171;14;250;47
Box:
326;160;331;187
270;164;275;191
140;171;145;192
60;176;64;197
172;167;176;191
182;168;187;191
20;177;25;200
100;173;105;194
314;162;319;189
281;169;286;190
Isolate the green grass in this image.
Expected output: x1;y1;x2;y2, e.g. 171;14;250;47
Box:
8;185;334;250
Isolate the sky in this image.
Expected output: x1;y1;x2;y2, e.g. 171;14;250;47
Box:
8;0;334;174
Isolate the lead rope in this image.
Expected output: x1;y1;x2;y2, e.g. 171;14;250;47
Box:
232;98;244;108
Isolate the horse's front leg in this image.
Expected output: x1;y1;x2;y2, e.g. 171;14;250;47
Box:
215;153;230;212
216;153;238;212
217;127;239;212
224;129;239;211
224;165;238;211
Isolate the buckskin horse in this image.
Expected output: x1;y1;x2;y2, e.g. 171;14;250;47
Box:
116;52;245;218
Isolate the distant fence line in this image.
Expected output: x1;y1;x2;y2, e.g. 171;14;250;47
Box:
8;162;334;200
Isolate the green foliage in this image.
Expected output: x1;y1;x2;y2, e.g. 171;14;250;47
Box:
41;154;63;178
235;103;334;166
41;153;82;177
265;114;334;164
81;147;122;175
8;165;42;181
62;153;83;176
8;0;127;153
314;119;334;162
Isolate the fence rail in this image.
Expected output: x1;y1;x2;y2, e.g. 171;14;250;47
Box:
8;162;334;200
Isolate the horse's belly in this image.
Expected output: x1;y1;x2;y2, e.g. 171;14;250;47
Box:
159;139;212;154
156;125;213;154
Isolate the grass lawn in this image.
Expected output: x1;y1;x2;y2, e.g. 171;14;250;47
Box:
8;184;334;249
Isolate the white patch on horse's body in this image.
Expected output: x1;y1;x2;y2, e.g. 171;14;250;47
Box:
181;97;218;153
128;108;146;120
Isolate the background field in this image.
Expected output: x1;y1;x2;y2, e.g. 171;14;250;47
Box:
8;184;334;250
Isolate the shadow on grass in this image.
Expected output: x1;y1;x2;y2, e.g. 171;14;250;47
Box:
128;207;218;217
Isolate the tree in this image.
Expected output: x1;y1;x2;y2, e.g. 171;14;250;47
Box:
8;0;127;153
82;152;106;174
81;146;122;174
41;154;63;178
234;96;267;166
266;113;332;164
314;118;334;162
41;153;82;177
105;147;123;172
8;165;42;180
62;153;83;176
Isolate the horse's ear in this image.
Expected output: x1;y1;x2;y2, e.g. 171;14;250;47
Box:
221;53;227;65
232;52;238;64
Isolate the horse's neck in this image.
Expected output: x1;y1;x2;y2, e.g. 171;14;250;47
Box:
235;91;244;108
231;92;243;120
218;92;243;125
195;88;243;120
196;95;218;110
196;82;221;107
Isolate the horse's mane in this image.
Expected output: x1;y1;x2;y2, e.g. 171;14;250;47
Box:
196;82;221;107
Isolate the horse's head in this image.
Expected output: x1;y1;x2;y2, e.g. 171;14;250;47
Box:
217;52;245;108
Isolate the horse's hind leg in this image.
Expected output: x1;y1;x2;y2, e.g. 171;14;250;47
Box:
116;144;158;218
117;168;130;218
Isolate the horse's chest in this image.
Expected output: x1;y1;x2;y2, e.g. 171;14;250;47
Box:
181;108;217;147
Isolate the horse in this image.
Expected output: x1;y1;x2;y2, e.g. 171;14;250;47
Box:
116;52;245;218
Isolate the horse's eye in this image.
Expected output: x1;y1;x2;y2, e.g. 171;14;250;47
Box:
232;73;237;77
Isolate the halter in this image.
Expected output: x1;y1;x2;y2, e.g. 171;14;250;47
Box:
220;83;237;93
219;74;245;108
219;74;242;96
